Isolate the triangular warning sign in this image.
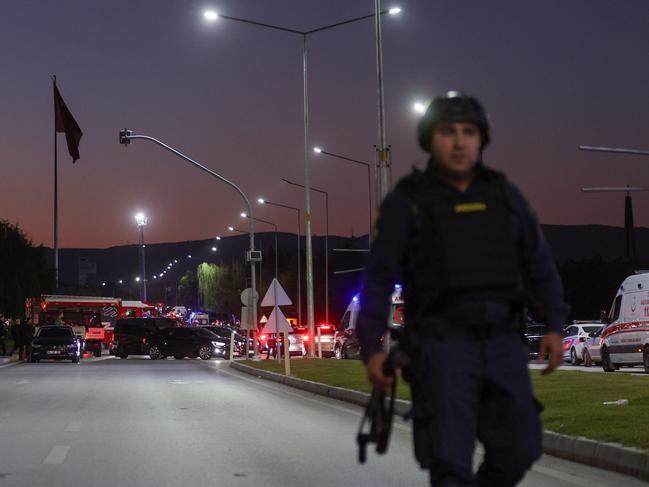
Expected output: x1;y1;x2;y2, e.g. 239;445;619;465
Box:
262;307;292;333
260;314;268;324
261;278;293;307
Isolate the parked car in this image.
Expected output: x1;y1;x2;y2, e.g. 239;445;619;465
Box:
188;312;210;327
288;327;309;357
524;323;546;360
562;322;603;365
30;326;80;363
203;326;250;356
310;323;336;358
148;327;228;360
582;327;603;367
110;317;180;358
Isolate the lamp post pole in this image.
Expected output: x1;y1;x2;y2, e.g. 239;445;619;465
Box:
283;179;328;359
119;130;259;359
202;8;398;359
135;213;148;302
258;199;302;327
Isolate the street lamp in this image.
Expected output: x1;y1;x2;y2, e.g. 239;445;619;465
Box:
119;130;260;359
412;101;427;115
241;212;279;287
313;146;372;245
202;7;399;359
258;198;302;327
134;212;148;302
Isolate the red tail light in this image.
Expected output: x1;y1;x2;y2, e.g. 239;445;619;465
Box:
142;337;147;344
320;325;331;331
301;335;309;341
260;335;267;341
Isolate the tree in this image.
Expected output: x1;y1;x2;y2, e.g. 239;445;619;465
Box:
0;220;52;317
197;261;245;315
177;270;198;309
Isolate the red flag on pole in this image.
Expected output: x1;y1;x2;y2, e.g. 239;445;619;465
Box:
53;84;82;162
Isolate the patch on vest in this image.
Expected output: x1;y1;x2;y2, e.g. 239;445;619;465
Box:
454;202;487;213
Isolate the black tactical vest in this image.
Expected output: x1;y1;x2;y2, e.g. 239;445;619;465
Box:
397;165;524;318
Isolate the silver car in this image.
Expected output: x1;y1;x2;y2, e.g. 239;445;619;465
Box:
582;327;603;367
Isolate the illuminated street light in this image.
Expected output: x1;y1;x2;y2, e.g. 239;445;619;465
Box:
215;236;221;240
228;226;235;232
212;247;217;252
135;277;141;282
203;10;218;21
118;279;123;284
240;212;247;218
413;101;427;114
389;7;402;15
174;259;178;263
313;147;322;153
257;198;265;204
188;254;192;258
102;282;106;286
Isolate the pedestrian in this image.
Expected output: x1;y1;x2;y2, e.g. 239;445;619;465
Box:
20;320;34;361
357;91;568;486
0;318;7;355
10;318;27;360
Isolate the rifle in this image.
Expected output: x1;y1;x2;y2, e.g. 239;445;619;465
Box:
356;339;409;463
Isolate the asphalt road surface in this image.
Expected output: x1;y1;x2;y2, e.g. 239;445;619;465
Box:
0;356;646;487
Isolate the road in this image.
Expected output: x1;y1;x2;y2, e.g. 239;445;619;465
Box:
0;356;646;487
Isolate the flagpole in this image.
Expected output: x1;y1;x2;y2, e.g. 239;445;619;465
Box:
52;75;59;290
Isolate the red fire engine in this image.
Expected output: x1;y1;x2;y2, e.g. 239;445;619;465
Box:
26;295;122;357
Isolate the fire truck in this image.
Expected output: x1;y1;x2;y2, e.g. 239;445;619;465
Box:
26;295;122;357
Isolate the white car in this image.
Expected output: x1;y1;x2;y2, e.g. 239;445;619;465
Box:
582;327;603;366
561;322;603;365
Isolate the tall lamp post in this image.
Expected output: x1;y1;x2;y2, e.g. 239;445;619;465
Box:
135;212;148;302
228;225;262;294
313;146;372;244
241;213;278;284
119;130;260;359
258;198;302;327
202;7;400;358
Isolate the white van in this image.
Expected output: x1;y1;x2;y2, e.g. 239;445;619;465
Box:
333;286;404;360
601;272;649;372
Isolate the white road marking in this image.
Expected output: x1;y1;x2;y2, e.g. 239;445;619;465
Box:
64;420;81;432
43;445;70;465
14;380;29;385
170;380;189;385
0;361;21;369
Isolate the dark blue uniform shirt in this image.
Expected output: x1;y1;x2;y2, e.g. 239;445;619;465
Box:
357;164;569;361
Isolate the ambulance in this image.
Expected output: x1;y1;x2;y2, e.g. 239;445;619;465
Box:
600;272;649;373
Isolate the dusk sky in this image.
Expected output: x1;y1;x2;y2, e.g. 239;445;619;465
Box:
3;0;649;248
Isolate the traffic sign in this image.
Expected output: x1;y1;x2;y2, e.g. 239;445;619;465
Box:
240;288;259;306
260;278;292;307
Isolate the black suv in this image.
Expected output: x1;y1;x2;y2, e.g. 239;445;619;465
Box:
148;327;228;360
110;317;179;359
30;326;80;363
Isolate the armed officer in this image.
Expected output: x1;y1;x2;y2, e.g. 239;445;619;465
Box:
357;91;568;486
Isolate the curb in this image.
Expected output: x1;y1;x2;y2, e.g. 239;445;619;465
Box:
230;361;649;480
0;355;19;365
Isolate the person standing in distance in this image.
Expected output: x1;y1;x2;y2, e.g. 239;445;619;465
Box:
356;91;567;486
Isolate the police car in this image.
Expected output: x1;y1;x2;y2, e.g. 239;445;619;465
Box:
600;272;649;373
561;322;602;366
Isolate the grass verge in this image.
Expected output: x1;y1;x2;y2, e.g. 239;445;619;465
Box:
242;359;649;451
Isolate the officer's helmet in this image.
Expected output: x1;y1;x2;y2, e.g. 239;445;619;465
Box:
417;91;491;153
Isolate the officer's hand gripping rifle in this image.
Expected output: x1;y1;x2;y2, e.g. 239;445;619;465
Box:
356;345;406;463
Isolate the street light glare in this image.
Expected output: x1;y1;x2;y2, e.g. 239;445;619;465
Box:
211;246;217;252
216;236;221;240
203;10;218;21
228;226;235;232
388;7;402;15
134;212;148;226
187;254;192;258
135;277;141;282
313;147;322;153
413;101;427;114
240;212;248;218
257;198;265;204
118;280;123;284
